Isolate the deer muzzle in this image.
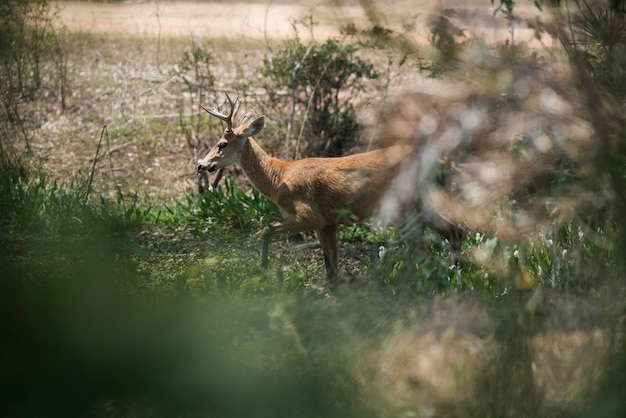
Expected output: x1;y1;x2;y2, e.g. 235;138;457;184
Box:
197;161;217;173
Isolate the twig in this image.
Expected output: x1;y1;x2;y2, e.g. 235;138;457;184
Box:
287;42;315;157
85;125;107;202
90;141;134;163
104;124;115;178
264;0;275;61
154;0;163;73
294;54;333;159
211;168;225;189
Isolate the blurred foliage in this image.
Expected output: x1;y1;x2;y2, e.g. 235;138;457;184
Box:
429;14;466;69
0;234;380;417
577;4;626;98
0;165;151;283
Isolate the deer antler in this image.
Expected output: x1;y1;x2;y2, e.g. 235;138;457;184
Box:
201;92;240;131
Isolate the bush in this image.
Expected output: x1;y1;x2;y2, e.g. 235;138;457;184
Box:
171;39;216;154
170;40;217;193
262;38;378;157
0;0;67;158
572;0;626;99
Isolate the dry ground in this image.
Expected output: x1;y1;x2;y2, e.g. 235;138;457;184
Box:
43;0;551;201
55;0;545;42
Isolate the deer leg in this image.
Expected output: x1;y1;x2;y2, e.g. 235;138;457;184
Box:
427;214;464;256
261;217;322;271
423;202;464;255
317;224;339;281
261;224;276;269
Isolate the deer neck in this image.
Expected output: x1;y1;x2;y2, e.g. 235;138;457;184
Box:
239;137;284;198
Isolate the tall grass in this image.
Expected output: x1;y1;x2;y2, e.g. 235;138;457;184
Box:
191;177;281;232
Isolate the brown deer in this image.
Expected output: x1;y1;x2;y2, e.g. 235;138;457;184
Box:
197;93;462;282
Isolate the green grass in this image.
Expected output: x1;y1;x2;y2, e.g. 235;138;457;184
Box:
1;160;612;298
0;166;615;416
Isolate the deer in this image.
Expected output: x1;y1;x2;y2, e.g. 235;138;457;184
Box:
197;93;463;283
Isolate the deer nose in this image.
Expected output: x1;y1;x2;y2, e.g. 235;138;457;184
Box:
198;162;217;173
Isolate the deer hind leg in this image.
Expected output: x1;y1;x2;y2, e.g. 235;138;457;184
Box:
426;212;464;256
317;224;338;281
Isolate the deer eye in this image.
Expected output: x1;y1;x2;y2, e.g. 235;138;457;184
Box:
218;142;228;151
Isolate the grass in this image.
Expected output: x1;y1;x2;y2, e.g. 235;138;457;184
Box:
1;156;610;296
8;23;617;285
0;172;613;416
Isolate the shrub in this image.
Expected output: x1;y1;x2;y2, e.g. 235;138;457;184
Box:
172;39;216;152
572;0;626;99
429;14;465;69
262;38;378;157
0;0;67;158
170;40;217;193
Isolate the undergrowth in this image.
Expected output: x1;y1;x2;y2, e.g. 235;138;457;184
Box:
0;159;612;297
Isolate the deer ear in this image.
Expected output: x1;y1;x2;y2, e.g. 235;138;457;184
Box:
240;115;265;137
239;111;256;125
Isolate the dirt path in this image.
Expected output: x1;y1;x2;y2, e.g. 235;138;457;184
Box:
53;0;367;39
53;0;546;44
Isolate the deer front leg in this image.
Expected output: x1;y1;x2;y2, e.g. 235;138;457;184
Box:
261;224;275;270
260;216;323;271
317;224;338;281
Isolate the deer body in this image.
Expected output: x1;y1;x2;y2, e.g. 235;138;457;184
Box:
240;137;409;224
254;136;408;272
197;94;461;282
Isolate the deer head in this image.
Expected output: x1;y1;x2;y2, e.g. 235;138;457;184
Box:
197;93;265;173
